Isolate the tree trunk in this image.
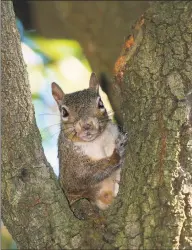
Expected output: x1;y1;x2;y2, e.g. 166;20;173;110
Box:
112;2;192;248
2;1;192;250
2;2;80;249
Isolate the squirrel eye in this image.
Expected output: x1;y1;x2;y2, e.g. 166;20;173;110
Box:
61;106;69;121
97;97;105;111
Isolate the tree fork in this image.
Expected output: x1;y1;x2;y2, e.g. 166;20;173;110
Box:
1;1;192;249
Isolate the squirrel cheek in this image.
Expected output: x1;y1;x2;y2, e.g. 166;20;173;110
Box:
91;118;99;130
62;116;69;122
74;122;82;134
100;107;106;114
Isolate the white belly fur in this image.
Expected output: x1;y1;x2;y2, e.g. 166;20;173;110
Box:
74;122;119;160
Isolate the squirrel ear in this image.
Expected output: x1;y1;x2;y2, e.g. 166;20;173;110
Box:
89;72;99;93
51;82;65;104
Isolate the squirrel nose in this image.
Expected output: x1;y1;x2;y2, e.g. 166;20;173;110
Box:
83;123;91;130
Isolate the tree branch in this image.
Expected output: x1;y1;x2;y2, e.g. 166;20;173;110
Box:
2;2;80;249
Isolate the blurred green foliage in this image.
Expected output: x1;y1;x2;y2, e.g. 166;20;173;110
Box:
1;224;17;250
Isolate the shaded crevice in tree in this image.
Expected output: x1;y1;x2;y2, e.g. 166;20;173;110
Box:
29;1;150;75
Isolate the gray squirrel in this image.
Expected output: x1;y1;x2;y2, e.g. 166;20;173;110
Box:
52;72;127;218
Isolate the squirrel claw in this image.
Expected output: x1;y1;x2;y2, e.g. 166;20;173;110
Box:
71;198;99;221
72;208;87;220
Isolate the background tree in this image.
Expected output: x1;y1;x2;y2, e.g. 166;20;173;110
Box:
2;1;192;249
13;0;150;125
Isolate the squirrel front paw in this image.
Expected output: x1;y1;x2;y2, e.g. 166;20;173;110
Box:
71;198;99;220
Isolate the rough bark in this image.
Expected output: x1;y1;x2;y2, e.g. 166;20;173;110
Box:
2;2;80;249
2;1;192;250
112;2;192;249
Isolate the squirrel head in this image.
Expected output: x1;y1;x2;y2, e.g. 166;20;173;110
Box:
51;72;109;142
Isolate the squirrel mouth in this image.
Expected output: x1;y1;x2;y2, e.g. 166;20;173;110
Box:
78;131;98;141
